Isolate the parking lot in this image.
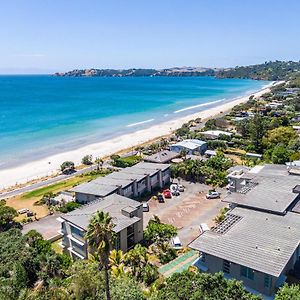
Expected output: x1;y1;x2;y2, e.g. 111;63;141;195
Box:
143;180;227;246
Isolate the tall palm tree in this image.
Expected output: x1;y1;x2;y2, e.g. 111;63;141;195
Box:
85;210;116;300
95;157;104;171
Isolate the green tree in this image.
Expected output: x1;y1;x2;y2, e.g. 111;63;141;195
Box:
124;244;158;285
0;200;18;232
144;216;177;247
249;114;266;153
266;126;297;148
271;145;290;164
95;157;104;171
109;249;125;278
60;161;75;173
82;154;93;165
153;271;261;300
85;210;116;300
275;284;300;300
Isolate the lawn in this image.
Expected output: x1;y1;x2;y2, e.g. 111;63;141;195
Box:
52;238;63;254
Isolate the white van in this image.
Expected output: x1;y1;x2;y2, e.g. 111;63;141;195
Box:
171;236;183;249
142;202;149;212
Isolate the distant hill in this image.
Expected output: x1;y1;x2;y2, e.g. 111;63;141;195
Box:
54;67;218;77
216;61;300;81
55;61;300;81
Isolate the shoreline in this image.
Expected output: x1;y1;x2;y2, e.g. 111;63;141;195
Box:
0;82;275;190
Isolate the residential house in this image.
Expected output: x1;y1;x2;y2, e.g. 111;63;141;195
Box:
190;164;300;298
201;130;232;140
144;150;180;164
58;194;143;259
190;207;300;297
170;139;207;155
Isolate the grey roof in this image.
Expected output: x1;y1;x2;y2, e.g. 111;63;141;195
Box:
62;194;141;233
133;162;170;171
93;176;133;188
171;139;207;150
71;162;169;196
189;207;300;277
225;164;300;214
70;182;118;197
144;150;180;164
107;170;147;182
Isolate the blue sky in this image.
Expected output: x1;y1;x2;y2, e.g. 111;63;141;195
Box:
0;0;299;73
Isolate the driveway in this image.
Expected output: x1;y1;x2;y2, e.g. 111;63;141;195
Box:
22;212;63;241
143;180;227;246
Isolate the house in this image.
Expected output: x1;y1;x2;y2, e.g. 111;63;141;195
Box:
50;191;74;205
58;194;143;259
144;150;180;164
245;152;263;159
204;150;217;157
190;164;300;297
225;164;300;215
201;130;232;140
70;162;171;203
190;207;300;297
170;139;207;155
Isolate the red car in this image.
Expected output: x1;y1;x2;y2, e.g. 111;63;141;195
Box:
163;189;172;198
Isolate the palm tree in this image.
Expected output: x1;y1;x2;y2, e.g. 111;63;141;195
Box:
95;157;104;171
85;210;116;300
109;249;125;278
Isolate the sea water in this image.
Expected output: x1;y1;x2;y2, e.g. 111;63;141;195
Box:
0;75;268;168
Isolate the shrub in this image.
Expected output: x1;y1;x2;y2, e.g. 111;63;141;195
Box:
59;202;81;213
60;161;75;172
82;155;93;165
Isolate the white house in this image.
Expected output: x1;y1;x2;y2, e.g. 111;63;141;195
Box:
170;139;207;155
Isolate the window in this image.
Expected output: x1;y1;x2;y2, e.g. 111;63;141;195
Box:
200;252;206;262
264;274;272;288
71;226;84;238
241;266;254;280
223;260;230;274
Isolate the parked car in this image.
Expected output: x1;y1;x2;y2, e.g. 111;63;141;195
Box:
163;189;172;198
172;190;180;196
26;211;34;217
177;184;184;192
157;194;165;203
170;184;177;191
206;191;220;199
199;223;210;234
142;202;149;212
17;208;29;214
171;236;183;249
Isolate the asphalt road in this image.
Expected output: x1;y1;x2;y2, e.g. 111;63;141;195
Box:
0;162;114;200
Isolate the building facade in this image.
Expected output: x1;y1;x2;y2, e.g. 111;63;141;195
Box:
58;194;143;259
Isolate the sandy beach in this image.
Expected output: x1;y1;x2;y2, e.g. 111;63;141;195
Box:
0;83;275;190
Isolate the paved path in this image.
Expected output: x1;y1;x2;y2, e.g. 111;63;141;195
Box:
159;250;198;277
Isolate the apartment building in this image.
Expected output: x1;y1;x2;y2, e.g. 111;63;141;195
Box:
58;194;143;259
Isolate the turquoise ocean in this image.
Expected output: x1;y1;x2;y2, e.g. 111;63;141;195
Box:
0;76;268;169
